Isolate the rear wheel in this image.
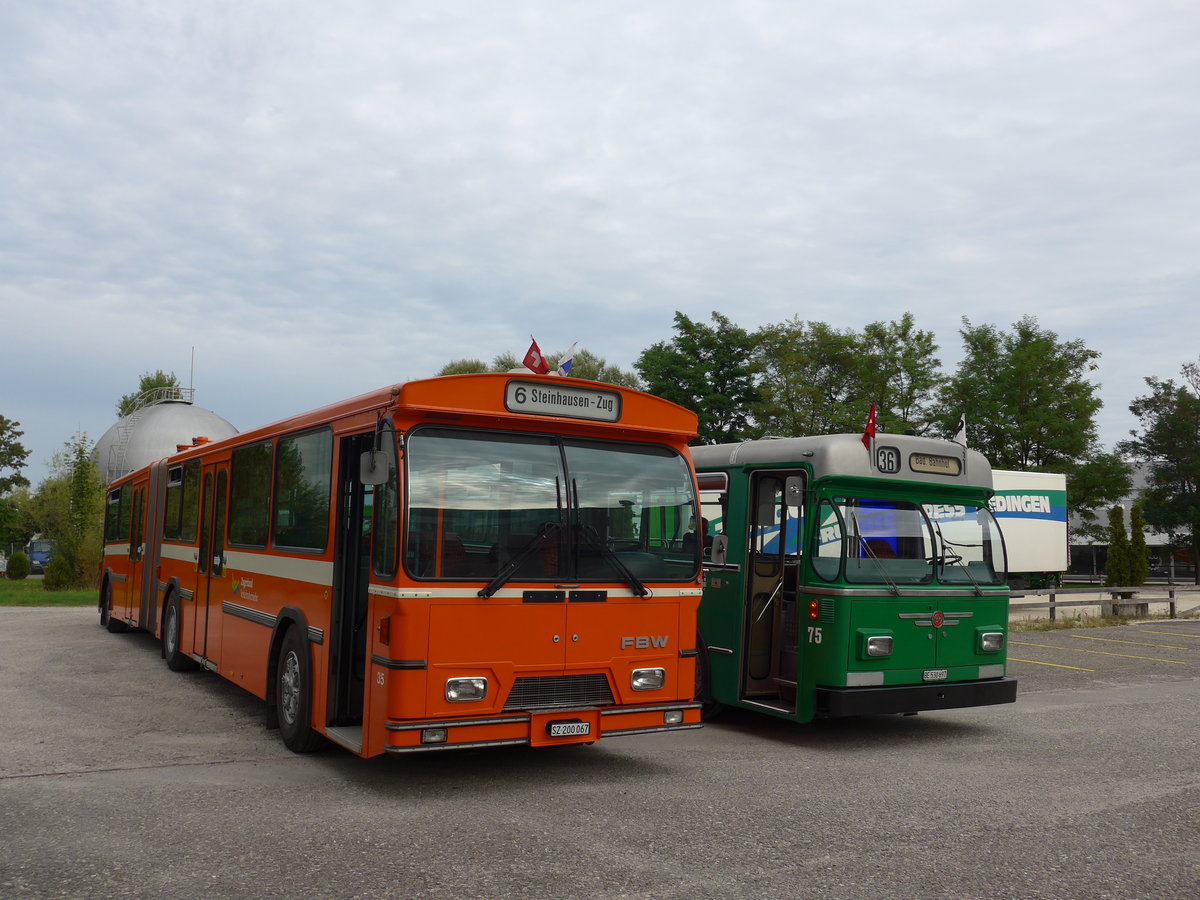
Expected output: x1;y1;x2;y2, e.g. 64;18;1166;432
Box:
162;593;195;671
277;627;326;753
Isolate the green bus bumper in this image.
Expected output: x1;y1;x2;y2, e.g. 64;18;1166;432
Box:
816;677;1017;718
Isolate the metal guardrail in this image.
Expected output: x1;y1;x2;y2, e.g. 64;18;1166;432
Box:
1010;585;1200;621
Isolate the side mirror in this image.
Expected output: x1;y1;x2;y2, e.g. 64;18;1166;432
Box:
784;476;805;507
709;534;728;566
360;450;390;486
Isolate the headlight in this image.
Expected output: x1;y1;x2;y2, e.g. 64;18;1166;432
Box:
445;677;488;702
866;635;893;657
631;668;665;691
980;632;1005;652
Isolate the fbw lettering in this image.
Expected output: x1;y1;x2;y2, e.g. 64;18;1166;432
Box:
621;635;670;650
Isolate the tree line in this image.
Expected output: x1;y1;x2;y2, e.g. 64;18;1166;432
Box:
2;327;1197;588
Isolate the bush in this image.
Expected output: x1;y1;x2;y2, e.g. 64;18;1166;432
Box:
5;551;30;580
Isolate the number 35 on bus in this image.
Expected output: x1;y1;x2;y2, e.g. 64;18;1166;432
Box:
99;374;705;757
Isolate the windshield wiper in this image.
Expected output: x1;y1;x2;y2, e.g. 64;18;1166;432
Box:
575;523;648;597
851;511;900;596
478;522;562;599
929;519;984;596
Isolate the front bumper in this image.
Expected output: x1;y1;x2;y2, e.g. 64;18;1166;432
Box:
816;677;1017;717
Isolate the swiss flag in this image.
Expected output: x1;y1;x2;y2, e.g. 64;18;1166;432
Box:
522;338;550;374
861;404;877;449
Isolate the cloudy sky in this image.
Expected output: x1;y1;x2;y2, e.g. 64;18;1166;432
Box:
3;1;1198;484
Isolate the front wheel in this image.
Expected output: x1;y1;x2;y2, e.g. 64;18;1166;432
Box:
276;627;326;753
100;582;127;633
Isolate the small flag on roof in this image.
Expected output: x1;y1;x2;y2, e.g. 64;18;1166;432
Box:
522;337;550;374
557;342;578;377
861;404;877;450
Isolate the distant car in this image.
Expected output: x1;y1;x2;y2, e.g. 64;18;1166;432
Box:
27;539;54;574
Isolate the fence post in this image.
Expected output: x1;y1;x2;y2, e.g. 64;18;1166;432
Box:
1169;587;1176;619
1049;589;1056;622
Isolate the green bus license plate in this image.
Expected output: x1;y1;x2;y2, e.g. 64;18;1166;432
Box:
548;721;590;737
923;669;948;682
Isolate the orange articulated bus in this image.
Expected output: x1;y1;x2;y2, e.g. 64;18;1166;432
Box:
100;373;704;757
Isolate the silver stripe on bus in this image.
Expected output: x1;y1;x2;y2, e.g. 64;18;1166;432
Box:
160;544;199;564
223;550;334;586
846;671;885;686
368;584;702;600
600;702;701;717
386;715;532;731
802;586;1007;598
223;601;325;645
109;574;127;583
104;544;131;557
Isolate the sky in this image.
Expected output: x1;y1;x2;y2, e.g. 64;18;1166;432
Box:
2;1;1198;486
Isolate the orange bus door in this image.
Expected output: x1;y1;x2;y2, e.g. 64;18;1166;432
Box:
123;484;146;627
328;434;374;743
194;466;229;664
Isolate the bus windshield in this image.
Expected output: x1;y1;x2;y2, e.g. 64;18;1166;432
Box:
405;428;698;583
922;502;1007;586
816;498;934;585
814;497;1006;587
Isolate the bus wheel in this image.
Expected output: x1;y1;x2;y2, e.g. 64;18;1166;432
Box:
276;627;325;753
695;636;724;720
100;583;126;633
162;594;195;672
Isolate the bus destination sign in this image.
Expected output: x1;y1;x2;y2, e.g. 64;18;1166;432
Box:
909;453;962;476
505;380;622;423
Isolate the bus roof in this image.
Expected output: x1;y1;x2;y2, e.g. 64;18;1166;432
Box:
691;433;994;490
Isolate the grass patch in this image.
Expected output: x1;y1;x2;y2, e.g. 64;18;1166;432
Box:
0;579;96;607
1012;610;1186;631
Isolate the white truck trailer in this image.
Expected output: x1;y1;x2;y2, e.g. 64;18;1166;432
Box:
989;470;1068;588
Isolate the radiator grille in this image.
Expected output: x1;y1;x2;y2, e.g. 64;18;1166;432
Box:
503;674;615;711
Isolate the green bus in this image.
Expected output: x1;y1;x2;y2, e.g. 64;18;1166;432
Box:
691;433;1017;721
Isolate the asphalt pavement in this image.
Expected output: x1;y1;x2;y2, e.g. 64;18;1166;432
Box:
2;608;1198;899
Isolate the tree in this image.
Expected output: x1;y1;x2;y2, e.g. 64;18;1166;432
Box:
636;312;761;444
753;318;862;436
117;370;183;417
939;315;1128;530
1128;504;1150;587
0;414;30;495
1119;359;1200;584
437;358;491;375
1103;506;1131;588
940;316;1102;468
39;432;105;590
436;347;637;386
551;348;640;388
858;313;945;435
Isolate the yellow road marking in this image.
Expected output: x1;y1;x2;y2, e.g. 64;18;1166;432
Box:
1008;656;1094;672
1138;629;1200;639
1069;634;1190;651
1010;640;1187;665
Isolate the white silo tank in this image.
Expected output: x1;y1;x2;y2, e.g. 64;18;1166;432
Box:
95;400;238;484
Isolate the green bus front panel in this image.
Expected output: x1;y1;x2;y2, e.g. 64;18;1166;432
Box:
808;593;1014;717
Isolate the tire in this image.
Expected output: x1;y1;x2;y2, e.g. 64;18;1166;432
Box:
162;593;196;671
276;627;326;753
694;634;725;720
100;582;127;633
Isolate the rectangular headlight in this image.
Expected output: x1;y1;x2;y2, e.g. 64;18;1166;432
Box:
664;709;684;725
866;635;893;657
980;632;1005;653
445;677;488;702
631;668;665;691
